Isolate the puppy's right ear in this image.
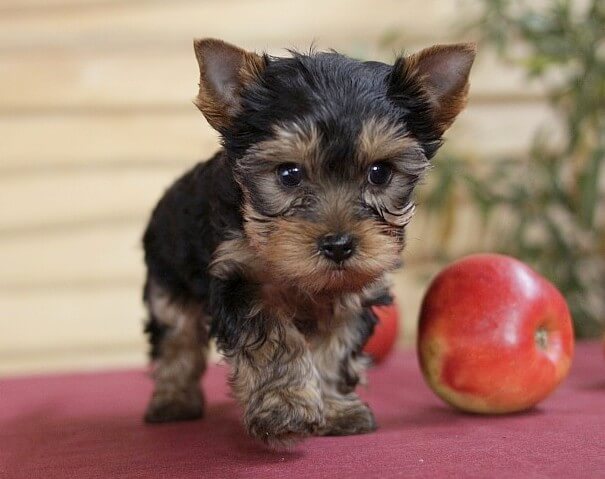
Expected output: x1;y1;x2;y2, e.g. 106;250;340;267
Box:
193;38;267;131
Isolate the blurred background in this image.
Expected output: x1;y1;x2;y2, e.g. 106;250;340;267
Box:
1;0;603;375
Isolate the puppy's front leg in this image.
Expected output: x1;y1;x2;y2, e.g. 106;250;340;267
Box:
210;276;324;449
232;323;324;449
311;299;378;436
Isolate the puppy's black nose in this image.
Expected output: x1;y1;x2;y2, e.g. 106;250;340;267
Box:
318;233;355;263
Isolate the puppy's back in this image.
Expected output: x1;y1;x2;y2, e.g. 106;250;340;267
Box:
142;151;242;302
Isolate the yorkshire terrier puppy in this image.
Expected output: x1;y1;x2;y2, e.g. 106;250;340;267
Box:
142;38;475;448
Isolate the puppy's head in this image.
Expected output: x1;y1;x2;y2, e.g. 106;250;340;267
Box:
194;39;475;294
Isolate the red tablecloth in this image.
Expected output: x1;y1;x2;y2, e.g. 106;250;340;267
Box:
1;342;603;478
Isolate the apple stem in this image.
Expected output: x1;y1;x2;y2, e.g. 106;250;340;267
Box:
535;327;549;350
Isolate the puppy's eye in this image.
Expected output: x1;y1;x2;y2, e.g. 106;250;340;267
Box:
368;162;392;186
277;163;303;187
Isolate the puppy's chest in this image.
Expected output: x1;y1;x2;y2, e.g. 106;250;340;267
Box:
260;282;360;338
292;302;333;337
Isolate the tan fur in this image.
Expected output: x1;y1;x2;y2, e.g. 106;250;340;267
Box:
404;43;476;134
249;122;322;170
357;118;427;229
238;118;422;271
230;319;324;449
211;246;327;448
309;285;389;435
357;118;421;166
193;38;266;131
235;122;323;215
144;281;209;423
210;237;389;441
209;236;263;280
244;204;400;294
241;157;404;294
207;115;424;445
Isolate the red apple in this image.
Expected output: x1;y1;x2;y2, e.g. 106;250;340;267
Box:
418;254;574;414
364;303;399;363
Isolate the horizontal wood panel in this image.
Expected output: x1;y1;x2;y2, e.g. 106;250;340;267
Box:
0;222;145;288
0;103;557;173
0;48;543;112
0;111;216;168
0;0;136;11
0;287;145;353
405;204;495;261
0;0;465;53
0;167;179;232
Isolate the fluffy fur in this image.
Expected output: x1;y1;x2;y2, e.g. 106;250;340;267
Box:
142;38;475;448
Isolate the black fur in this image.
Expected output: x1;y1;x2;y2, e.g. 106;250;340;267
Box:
336;287;394;393
208;275;275;355
387;57;443;159
143;316;168;360
143;50;443;354
143;152;240;301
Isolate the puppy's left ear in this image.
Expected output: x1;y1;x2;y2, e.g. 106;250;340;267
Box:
391;43;476;134
193;38;267;131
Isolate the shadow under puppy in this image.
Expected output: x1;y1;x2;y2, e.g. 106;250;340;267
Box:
142;38;475;448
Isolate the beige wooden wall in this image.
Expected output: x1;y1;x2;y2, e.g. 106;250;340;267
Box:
0;0;549;375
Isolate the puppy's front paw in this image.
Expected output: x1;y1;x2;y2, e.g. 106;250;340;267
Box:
144;387;204;423
246;388;325;449
321;400;377;436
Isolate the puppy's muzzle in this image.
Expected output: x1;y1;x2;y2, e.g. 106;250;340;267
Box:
318;233;356;263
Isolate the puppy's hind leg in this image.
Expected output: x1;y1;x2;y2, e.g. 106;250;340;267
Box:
143;278;209;423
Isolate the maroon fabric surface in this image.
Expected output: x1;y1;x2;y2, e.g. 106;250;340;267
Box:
1;342;603;479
